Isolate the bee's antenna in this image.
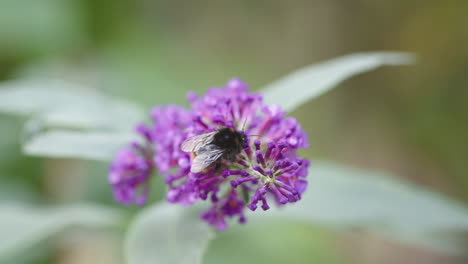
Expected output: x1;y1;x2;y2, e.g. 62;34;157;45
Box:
241;118;248;132
247;134;261;137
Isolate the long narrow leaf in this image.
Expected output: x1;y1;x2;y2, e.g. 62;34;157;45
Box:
0;79;143;130
262;52;415;111
255;161;468;253
23;130;135;161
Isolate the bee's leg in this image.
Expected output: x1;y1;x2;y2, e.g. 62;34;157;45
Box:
214;161;222;171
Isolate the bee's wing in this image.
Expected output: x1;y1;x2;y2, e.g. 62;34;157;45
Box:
190;145;224;173
181;132;216;153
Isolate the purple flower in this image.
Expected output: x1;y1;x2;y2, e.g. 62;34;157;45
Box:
228;140;309;210
187;78;262;132
109;78;310;230
200;189;246;231
108;140;153;205
150;105;193;183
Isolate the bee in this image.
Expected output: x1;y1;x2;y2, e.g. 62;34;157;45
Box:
181;127;246;173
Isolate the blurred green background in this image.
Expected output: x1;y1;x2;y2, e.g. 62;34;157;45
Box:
1;0;467;263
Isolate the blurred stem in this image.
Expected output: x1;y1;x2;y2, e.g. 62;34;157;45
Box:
43;158;86;203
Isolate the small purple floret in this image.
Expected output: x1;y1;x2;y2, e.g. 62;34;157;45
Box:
108;141;152;205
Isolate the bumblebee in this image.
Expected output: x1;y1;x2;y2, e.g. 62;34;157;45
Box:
181;127;246;173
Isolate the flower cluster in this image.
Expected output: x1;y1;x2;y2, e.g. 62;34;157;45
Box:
108;140;153;205
109;78;309;230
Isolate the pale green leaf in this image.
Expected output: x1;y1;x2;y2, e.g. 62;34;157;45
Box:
0;79;145;160
126;203;215;264
255;161;468;253
262;52;415;111
0;203;123;259
23;130;135;161
0;79;144;130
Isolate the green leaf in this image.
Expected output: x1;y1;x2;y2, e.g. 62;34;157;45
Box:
126;203;215;264
255;161;468;253
0;79;144;130
0;203;123;259
23;130;135;161
0;79;145;160
262;52;415;111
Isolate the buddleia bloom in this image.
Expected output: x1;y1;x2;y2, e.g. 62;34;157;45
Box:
108;130;153;205
108;78;310;230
